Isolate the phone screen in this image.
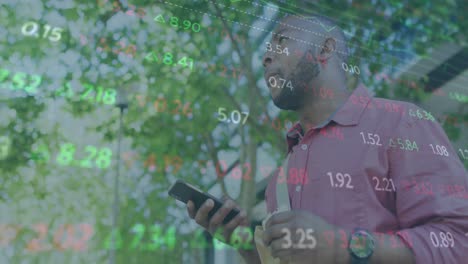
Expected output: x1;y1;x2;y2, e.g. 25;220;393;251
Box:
169;180;240;224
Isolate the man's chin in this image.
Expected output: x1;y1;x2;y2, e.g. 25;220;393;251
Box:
271;92;302;111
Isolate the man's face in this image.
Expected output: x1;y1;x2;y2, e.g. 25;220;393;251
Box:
262;17;321;110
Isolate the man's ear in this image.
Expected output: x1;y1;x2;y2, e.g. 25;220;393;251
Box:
319;37;336;61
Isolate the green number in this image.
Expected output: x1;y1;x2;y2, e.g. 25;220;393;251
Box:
102;89;116;105
55;82;74;98
130;224;145;250
0;68;10;82
169;17;179;28
81;84;94;101
31;144;50;163
25;75;41;94
213;228;227;249
95;147;112;169
0;136;11;160
178;57;189;68
163;53;173;65
230;228;243;249
409;109;416;117
144;52;158;62
190;229;209;249
79;146;97;168
388;139;396;148
104;228;123;250
12;72;27;90
147;225;163;250
154;14;166;23
56;143;76;166
164;226;176;250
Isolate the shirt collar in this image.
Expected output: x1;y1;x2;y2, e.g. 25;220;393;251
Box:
286;84;371;152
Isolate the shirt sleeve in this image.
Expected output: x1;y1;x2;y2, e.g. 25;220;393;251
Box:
388;105;468;264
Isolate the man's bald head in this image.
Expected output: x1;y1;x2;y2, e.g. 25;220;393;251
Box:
280;14;349;64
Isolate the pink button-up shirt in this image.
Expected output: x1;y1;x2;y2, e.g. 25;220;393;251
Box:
265;84;468;263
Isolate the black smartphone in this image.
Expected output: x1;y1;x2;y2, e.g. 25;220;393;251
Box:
168;180;240;225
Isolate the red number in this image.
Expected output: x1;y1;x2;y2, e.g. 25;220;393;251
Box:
98;37;110;52
26;223;50;252
374;232;385;247
144;154;156;171
172;100;182;115
288;168;299;184
243;162;252;180
182;102;193;116
114;41;125;55
170;155;183;174
136;8;146;18
125;45;136;57
73;223;94;251
387;231;400;248
232;166;242;179
97;0;108;6
125;4;136;16
215;160;227;178
207;64;216;73
298;168;308;184
339;229;348;248
221;65;227;77
135;94;146;107
322;230;335;246
272;118;282;131
319;127;328;137
0;224;20;247
53;224;75;250
112;1;121;12
154;98;167;113
396;230;413;249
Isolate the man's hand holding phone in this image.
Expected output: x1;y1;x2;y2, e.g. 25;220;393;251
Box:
187;197;248;244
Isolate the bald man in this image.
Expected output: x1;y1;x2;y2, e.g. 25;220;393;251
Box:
187;14;468;264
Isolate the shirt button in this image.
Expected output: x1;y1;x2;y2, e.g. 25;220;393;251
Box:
301;144;308;150
296;185;302;192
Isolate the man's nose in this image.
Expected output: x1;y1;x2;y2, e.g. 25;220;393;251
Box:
262;53;273;68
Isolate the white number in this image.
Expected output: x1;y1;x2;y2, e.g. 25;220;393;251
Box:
430;231;455;248
341;62;349;72
281;228;292;248
353;65;360;74
49;27;63;42
21;21;39;37
42;24;51;38
266;42;272;52
328;172;353;189
217;107;227;122
430;232;439;247
268;76;277;88
281;228;316;249
268;76;293;91
231;110;241;124
342;63;360;75
306;229;316;249
429;144;449;156
360;132;382;146
241;112;249;124
21;22;62;42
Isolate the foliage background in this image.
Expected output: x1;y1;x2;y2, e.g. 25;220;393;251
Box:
0;0;466;263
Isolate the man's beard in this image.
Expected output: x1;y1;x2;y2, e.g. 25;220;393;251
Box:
271;51;321;111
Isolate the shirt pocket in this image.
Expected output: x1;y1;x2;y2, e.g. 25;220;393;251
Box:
301;167;367;229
